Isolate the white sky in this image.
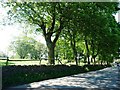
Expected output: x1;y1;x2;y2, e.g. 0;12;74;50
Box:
0;24;46;55
0;5;46;55
0;26;20;52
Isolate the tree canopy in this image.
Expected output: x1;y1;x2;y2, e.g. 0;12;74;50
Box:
9;36;47;59
4;2;120;65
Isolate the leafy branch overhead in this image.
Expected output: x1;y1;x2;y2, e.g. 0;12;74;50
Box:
4;2;120;65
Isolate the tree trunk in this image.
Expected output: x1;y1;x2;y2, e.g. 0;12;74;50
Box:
91;40;99;65
73;48;78;66
70;40;78;66
107;61;109;65
47;43;55;65
40;5;63;65
74;51;78;66
84;55;87;64
101;60;103;65
85;39;90;65
91;40;94;64
91;58;93;63
93;56;96;65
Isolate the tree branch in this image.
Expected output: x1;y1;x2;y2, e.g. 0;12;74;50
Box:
26;3;42;21
53;16;64;44
26;3;47;38
50;4;56;33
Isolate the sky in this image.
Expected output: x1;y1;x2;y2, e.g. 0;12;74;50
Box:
0;4;46;55
0;23;46;55
0;3;119;56
0;26;20;52
0;24;46;56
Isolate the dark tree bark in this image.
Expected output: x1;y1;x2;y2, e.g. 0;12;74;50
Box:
91;40;100;65
85;39;90;65
37;3;64;65
46;41;55;64
70;39;78;66
68;28;78;66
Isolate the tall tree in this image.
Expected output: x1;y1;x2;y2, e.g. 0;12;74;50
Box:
6;2;72;64
72;2;119;64
10;37;33;59
55;37;73;63
9;36;46;59
4;2;120;65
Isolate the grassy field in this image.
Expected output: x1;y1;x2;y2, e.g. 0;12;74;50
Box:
2;58;119;66
0;60;14;66
0;59;47;66
0;59;85;66
3;58;119;66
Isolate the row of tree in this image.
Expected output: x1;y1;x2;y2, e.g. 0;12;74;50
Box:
3;2;120;65
55;2;120;65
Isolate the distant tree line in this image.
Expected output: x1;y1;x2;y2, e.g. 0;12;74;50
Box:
0;51;8;58
9;36;47;60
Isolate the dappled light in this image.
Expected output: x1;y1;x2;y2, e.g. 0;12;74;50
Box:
9;67;120;89
1;1;120;90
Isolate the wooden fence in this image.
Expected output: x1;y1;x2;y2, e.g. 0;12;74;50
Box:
0;57;62;66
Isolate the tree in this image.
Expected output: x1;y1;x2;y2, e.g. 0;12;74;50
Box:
4;2;120;65
61;23;80;65
9;36;33;59
5;2;74;64
55;38;73;63
71;2;119;65
9;36;47;59
56;2;120;65
30;41;47;60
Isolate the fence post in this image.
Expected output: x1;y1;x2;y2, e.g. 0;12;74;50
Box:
6;57;9;66
39;58;42;65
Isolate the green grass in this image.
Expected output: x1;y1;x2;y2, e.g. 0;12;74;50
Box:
0;61;14;66
0;59;85;66
0;59;47;66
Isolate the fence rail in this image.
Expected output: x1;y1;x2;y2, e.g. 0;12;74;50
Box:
0;57;62;65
